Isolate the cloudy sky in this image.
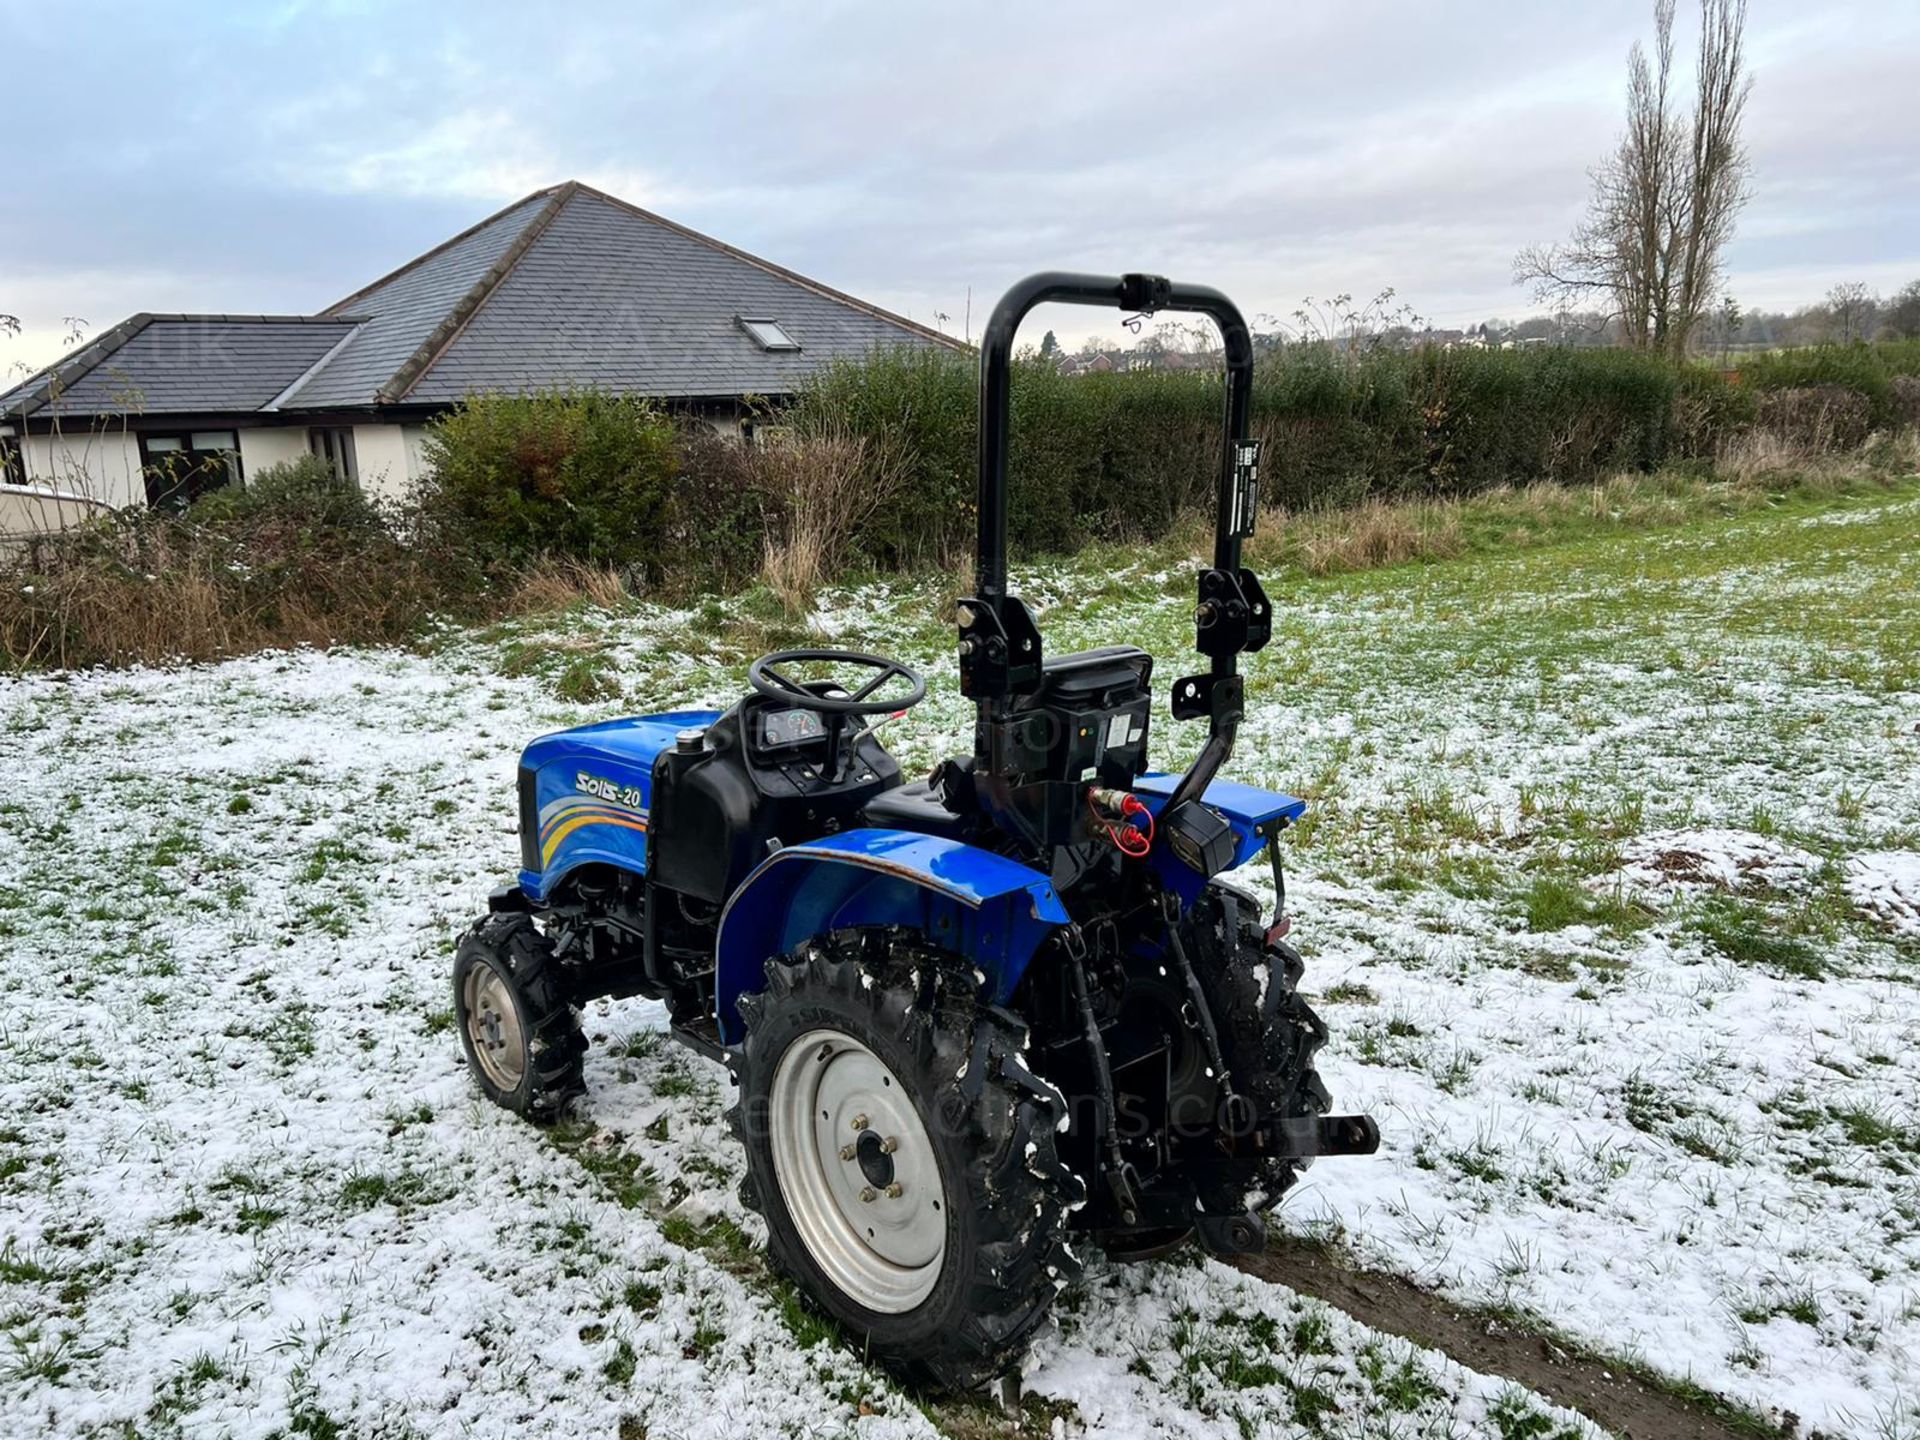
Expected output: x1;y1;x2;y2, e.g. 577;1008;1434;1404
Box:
3;0;1916;370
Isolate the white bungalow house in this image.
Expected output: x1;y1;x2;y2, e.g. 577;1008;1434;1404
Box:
0;181;956;510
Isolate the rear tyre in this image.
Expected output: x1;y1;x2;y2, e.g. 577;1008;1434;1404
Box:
453;913;586;1122
1185;884;1331;1214
729;929;1082;1393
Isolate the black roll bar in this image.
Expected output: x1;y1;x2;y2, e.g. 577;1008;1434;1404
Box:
969;272;1261;821
975;272;1255;599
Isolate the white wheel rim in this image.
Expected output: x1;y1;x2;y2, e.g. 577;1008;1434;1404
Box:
463;964;525;1091
769;1027;948;1314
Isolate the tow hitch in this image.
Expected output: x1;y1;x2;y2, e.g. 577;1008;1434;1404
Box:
1266;1113;1381;1159
1191;1116;1380;1257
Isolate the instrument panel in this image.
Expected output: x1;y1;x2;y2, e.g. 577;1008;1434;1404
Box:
759;706;826;749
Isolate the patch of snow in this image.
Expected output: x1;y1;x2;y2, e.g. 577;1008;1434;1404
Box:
1846;850;1920;935
1605;827;1820;894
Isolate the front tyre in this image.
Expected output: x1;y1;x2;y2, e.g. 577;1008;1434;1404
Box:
730;929;1082;1393
452;913;586;1122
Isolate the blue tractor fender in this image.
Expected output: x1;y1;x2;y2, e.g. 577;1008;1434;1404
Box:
1131;773;1310;907
712;829;1069;1044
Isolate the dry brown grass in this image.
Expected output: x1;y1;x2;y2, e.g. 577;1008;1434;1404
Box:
1;555;443;670
507;560;631;614
1243;436;1917;580
1285;497;1467;575
1714;427;1823;483
0;495;461;671
753;427;910;614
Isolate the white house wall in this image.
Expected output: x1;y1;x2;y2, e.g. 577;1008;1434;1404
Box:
353;423;416;502
402;425;433;489
236;427;310;479
20;428;145;508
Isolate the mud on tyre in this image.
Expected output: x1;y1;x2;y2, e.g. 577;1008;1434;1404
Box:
1185;883;1331;1214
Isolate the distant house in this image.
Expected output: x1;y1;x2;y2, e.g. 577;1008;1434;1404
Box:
0;181;958;509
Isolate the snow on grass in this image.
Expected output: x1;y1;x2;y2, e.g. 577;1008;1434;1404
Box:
1847;851;1920;936
1604;827;1822;895
0;654;939;1440
2;480;1918;1438
0;651;1590;1440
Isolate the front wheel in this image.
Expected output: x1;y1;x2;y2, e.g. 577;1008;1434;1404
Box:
729;929;1082;1392
452;913;586;1122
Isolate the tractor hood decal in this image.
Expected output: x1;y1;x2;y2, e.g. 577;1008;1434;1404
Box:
516;709;724;897
536;791;648;869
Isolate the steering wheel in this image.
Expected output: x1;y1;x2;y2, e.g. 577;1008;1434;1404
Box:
748;648;927;718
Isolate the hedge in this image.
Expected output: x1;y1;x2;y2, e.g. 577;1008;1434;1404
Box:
781;343;1754;565
1739;340;1920;429
404;341;1912;582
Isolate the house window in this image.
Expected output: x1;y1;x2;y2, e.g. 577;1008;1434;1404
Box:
0;425;22;487
738;317;800;351
140;430;241;510
746;422;795;449
309;427;358;485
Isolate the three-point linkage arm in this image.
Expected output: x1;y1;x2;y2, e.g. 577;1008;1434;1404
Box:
960;271;1272;823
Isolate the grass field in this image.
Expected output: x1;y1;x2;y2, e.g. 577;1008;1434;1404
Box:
2;476;1917;1439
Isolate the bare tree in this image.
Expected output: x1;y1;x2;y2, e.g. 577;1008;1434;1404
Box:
1516;0;1751;359
1825;281;1874;343
1886;280;1920;340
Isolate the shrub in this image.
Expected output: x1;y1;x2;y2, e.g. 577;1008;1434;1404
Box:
668;425;771;591
189;454;385;538
1753;385;1874;451
1671;365;1756;458
1739;341;1920;429
0;458;452;669
751;426;910;613
786;347;976;566
418;391;679;569
1890;375;1920;430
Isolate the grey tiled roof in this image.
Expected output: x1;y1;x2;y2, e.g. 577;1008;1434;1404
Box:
1;316;361;418
402;188;957;402
4;183;959;421
286;192;556;407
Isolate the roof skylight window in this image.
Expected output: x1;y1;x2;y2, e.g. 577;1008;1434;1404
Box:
739;317;800;351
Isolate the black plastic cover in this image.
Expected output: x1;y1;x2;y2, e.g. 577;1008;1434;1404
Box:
1163;799;1237;877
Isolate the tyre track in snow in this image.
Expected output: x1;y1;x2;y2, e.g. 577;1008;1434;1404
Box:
1235;1241;1773;1440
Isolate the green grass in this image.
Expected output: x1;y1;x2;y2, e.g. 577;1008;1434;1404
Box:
1686;895;1826;979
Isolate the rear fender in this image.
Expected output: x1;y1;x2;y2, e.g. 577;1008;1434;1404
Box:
713;829;1068;1043
1131;773;1309;908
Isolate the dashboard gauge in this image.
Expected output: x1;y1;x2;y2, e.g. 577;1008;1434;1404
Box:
761;708;825;747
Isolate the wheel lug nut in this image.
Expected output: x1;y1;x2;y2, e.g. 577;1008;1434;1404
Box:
885;1182;904;1199
859;1186;878;1203
879;1136;898;1154
850;1114;869;1132
839;1145;856;1162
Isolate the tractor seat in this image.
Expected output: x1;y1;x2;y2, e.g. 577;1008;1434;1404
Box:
859;775;974;842
1042;643;1150;675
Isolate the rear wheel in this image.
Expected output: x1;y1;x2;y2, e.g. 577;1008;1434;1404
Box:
730;929;1082;1392
453;913;586;1122
1185;884;1330;1214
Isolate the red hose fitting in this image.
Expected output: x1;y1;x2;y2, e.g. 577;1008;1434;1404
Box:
1087;788;1155;857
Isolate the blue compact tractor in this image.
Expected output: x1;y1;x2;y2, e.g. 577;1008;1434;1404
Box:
455;274;1376;1391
